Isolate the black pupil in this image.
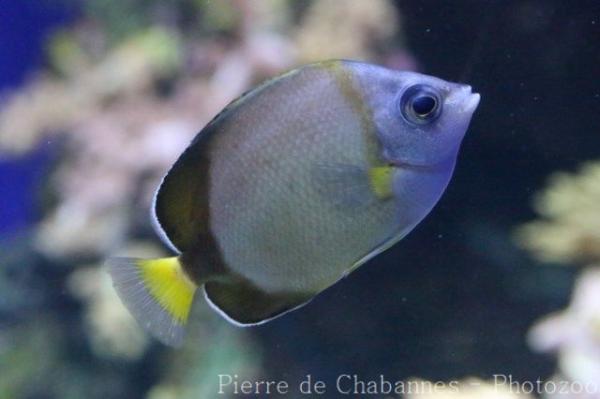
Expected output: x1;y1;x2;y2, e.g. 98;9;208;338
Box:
412;95;436;116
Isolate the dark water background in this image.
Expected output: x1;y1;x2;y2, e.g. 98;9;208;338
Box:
1;1;599;398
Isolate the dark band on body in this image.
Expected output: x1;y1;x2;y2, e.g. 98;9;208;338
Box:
153;121;230;284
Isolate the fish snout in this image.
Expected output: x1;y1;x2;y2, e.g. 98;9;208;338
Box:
447;84;480;114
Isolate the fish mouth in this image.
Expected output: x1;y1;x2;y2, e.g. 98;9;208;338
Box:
464;92;481;113
386;149;457;172
453;84;480;113
388;158;450;172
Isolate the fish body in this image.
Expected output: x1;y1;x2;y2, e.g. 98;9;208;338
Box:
108;60;480;346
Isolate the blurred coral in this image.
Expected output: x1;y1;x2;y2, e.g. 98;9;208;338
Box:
517;161;600;398
0;0;408;397
528;268;600;392
69;265;149;359
514;162;600;264
0;318;62;398
0;28;181;155
296;0;399;62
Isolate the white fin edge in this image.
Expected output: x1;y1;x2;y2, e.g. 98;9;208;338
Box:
202;287;313;327
150;181;181;254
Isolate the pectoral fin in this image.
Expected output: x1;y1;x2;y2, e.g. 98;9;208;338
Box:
312;163;374;209
312;162;395;210
204;279;313;326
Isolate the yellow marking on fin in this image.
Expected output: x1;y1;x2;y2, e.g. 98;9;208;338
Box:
139;257;197;324
368;166;395;199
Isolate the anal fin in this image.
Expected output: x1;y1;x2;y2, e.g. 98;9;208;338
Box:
204;279;313;326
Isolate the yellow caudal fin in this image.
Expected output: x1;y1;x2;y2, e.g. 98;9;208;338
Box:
106;257;197;347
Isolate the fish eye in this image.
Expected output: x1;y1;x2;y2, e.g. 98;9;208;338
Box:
400;85;442;125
